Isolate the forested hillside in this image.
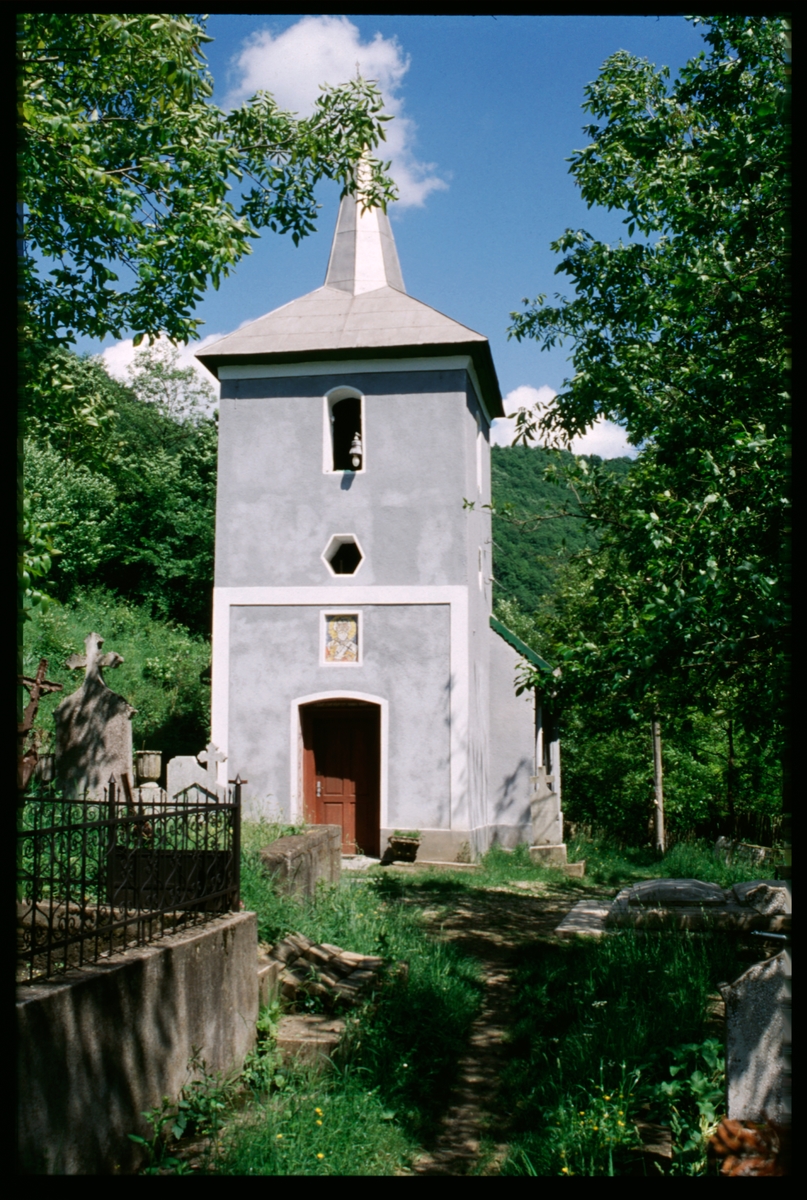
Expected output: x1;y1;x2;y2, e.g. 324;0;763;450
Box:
23;345;215;760
489;442;781;848
490;444;631;614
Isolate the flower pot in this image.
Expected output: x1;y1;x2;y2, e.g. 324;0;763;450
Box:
135;751;162;785
383;836;421;865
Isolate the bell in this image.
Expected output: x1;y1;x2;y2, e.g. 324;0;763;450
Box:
349;431;363;469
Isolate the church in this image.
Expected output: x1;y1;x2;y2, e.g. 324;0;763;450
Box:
197;186;564;863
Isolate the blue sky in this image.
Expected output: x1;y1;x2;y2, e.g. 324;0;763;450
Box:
85;14;709;457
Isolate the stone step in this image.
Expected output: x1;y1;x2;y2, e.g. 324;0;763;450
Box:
274;1014;346;1070
555;900;612;938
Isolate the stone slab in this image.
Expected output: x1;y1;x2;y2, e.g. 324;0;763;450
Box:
555;901;611;939
529;844;567;867
722;950;790;1122
275;1014;346;1070
257;959;281;1008
385;860;482;872
732;880;791;915
563;861;586;879
625;878;726;906
259;825;342;899
166;755;221;800
608;878;792;932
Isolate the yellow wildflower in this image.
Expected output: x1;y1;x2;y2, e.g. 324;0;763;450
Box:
316;1120;322;1126
317;1153;325;1160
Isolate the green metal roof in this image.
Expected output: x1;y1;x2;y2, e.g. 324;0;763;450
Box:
490;616;553;672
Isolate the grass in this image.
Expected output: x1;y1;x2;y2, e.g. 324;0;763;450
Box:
565;831;780;889
181;833;485;1174
217;1066;414;1176
155;822;771;1176
498;929;748;1176
367;833;773;898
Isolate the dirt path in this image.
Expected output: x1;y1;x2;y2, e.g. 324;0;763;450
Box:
402;882;611;1176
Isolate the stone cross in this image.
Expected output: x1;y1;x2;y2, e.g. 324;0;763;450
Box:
54;632;136;800
197;742;226;790
65;632;125;680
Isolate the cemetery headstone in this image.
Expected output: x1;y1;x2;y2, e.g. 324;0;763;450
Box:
721;950;791;1123
166;742;227;799
53;632;135;799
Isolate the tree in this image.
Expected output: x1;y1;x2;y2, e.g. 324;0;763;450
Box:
18;12;397;345
125;341;216;426
507;16;788;731
24;346;219;636
18;12;397;633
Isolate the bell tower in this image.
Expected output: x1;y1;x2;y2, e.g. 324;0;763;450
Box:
198;186;545;860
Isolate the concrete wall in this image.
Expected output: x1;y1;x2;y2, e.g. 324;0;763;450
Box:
488;627;535;847
212;362;542;859
227;603;451;832
215;369;479;589
259;825;342;898
17;913;258;1175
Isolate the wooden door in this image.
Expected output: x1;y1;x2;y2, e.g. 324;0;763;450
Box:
302;704;380;856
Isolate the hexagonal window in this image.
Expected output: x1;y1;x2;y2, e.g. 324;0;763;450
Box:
322;534;364;576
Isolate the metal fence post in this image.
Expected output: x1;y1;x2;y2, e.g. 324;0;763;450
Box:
229;775;245;911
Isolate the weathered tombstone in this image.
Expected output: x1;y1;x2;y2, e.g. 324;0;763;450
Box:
721;950;791;1123
53;632;135;799
528;766;567;866
166;742;227;799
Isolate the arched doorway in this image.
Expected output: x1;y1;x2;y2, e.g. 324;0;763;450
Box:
300;700;380;856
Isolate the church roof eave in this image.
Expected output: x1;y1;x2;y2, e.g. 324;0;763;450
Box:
198;334;504;419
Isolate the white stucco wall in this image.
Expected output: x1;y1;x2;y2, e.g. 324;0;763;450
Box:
488;627;535;847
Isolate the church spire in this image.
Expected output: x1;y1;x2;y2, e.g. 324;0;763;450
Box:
324;155;405;295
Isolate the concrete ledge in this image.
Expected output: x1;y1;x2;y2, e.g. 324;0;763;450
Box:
530;843;567;867
555;901;612;938
385;860;482;873
17;912;258;1175
259;825;341;899
257;957;282;1007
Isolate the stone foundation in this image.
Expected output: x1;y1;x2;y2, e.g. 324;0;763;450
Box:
17;912;258;1175
259;825;341;898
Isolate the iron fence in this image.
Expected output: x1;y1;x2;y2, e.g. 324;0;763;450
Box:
16;777;242;984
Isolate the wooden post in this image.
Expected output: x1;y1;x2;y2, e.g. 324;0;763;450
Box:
652;714;665;855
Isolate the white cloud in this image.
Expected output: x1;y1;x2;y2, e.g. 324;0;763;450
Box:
492;384;637;459
222;15;447;208
100;334;222;398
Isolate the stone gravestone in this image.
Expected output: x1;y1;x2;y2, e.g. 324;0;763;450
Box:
166;741;227;800
721;949;791;1123
54;632;135;799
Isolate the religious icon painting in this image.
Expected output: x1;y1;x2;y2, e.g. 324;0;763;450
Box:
323;612;360;664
